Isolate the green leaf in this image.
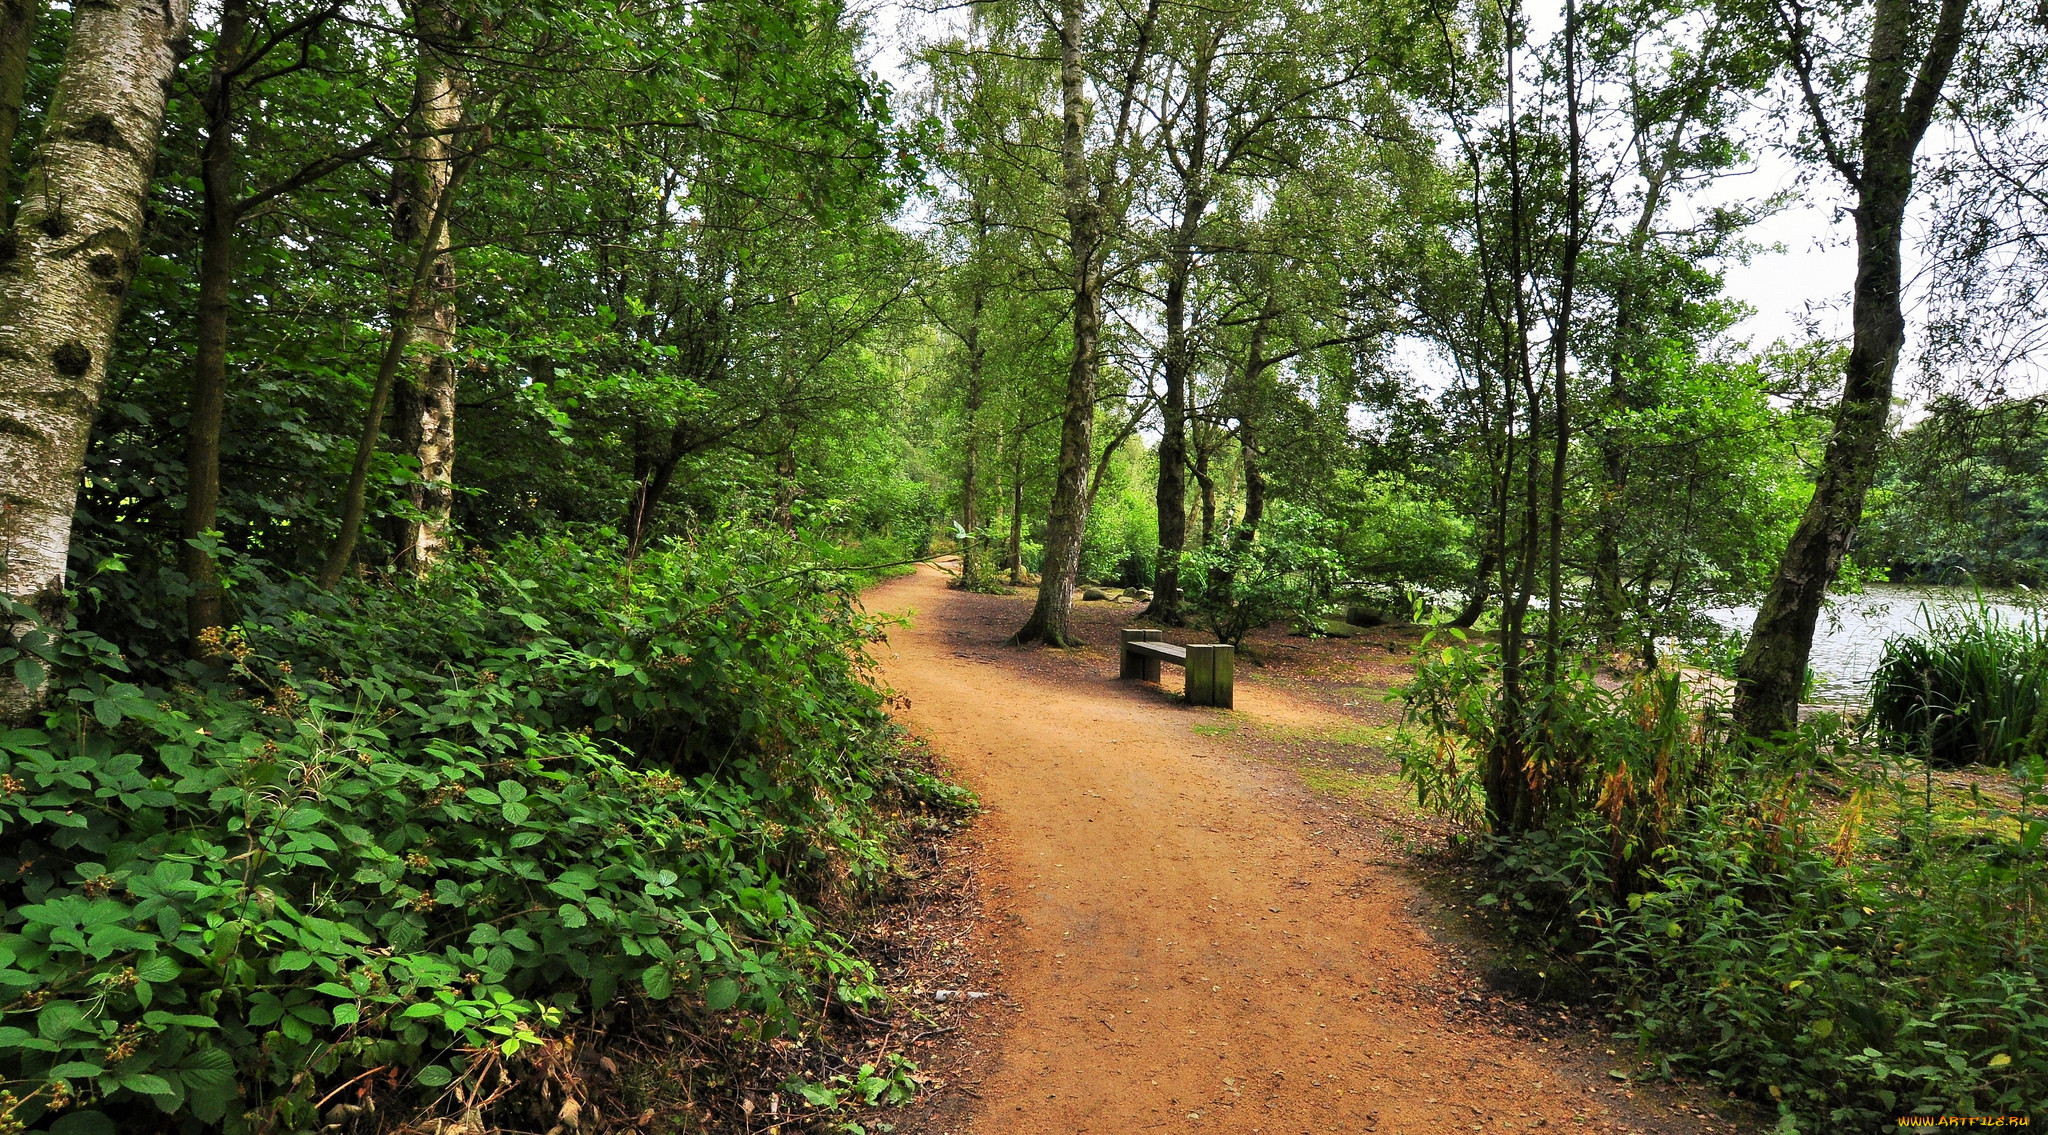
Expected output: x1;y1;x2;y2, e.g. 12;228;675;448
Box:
49;1061;105;1079
558;904;588;929
332;1003;361;1026
416;1064;454;1088
173;1047;235;1123
705;977;740;1011
50;1111;116;1135
13;657;45;693
38;999;87;1040
642;965;673;1000
120;1072;177;1098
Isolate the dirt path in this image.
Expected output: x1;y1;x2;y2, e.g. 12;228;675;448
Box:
868;565;1744;1135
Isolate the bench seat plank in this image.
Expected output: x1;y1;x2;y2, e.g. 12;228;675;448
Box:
1126;640;1188;662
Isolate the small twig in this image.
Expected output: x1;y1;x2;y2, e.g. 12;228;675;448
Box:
314;1065;389;1111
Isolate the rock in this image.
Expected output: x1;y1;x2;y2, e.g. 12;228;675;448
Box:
1082;588;1110;601
1134;589;1153;601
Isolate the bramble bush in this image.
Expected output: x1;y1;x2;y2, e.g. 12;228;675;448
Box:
1396;641;2048;1130
0;529;954;1133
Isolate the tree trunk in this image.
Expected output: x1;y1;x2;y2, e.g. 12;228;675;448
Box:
393;27;464;572
1484;16;1542;836
0;0;36;225
317;148;469;589
1151;336;1189;622
1229;296;1276;550
182;0;249;657
1195;438;1216;548
1733;0;1968;737
1449;548;1497;628
958;282;986;583
0;0;194;716
1006;443;1025;584
624;452;680;559
1011;0;1104;647
1544;0;1583;679
1147;37;1213;628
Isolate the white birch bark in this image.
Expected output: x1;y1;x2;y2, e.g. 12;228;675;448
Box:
0;0;193;716
394;42;463;571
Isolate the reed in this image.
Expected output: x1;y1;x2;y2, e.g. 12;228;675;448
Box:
1869;598;2048;767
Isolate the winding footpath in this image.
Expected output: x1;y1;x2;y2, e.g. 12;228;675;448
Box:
868;565;1740;1135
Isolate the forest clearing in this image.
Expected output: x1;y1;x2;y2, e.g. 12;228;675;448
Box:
4;0;2048;1130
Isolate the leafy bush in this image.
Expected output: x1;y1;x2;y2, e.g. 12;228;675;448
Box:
0;530;940;1133
1181;503;1341;647
1397;648;2048;1129
1870;602;2048;767
1324;470;1474;590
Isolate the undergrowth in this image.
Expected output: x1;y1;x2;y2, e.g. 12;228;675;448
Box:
1396;635;2048;1131
0;528;966;1134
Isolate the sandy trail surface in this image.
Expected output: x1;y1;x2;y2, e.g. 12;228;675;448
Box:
868;565;1740;1135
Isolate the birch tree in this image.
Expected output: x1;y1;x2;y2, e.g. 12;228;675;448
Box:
1011;0;1160;646
392;0;466;571
0;0;194;715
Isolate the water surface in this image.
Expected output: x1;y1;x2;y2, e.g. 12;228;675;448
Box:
1703;585;2045;704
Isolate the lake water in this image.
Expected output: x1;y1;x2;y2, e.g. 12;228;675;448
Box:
1701;585;2047;704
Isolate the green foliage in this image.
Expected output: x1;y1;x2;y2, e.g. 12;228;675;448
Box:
1079;440;1159;588
1397;656;2048;1128
1870;602;2048;768
1182;504;1341;646
1860;397;2048;588
0;533;936;1132
1589;751;2047;1128
1325;471;1473;591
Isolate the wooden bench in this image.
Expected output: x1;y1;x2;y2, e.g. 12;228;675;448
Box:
1120;629;1234;708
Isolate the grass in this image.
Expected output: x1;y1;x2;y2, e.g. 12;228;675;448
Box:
1299;766;1407;800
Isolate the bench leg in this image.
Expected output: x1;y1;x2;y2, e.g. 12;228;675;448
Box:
1120;628;1163;681
1186;644;1214;705
1186;644;1234;707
